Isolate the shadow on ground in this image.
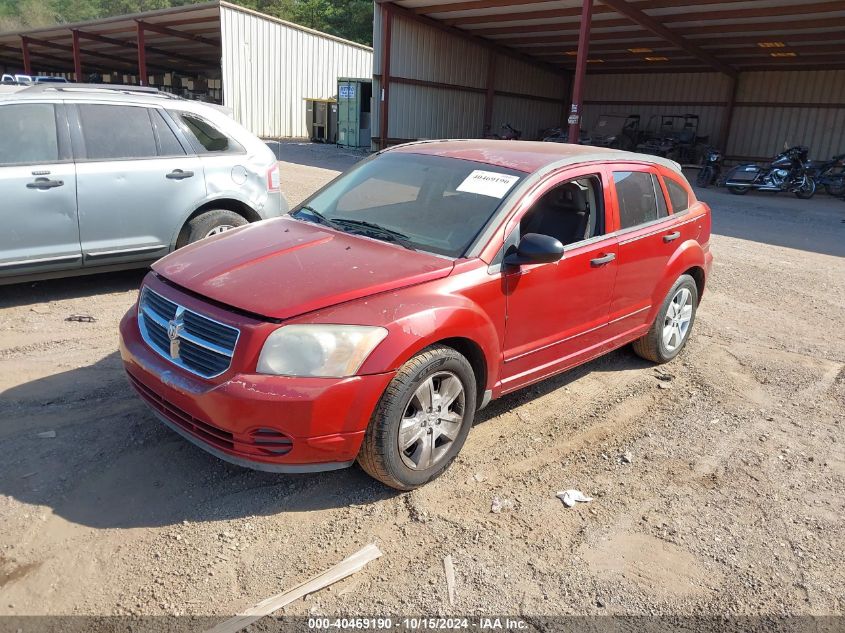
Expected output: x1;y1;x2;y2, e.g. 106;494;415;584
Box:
0;269;147;310
0;345;648;530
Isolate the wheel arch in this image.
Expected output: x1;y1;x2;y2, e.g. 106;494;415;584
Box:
647;240;707;323
174;198;261;248
429;336;488;409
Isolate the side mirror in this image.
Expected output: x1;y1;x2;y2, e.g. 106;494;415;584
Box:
503;233;565;266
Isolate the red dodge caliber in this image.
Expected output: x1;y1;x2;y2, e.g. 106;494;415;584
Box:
120;140;713;490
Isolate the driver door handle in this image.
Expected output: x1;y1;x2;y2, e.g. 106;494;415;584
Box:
27;177;64;190
166;169;194;180
590;253;616;267
663;231;681;243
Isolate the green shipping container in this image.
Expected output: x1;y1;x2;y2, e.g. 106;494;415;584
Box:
337;78;372;148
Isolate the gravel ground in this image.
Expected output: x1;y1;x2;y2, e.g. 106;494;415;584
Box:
0;142;843;621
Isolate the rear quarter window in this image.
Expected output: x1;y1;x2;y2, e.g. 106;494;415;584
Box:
664;176;691;213
172;111;243;154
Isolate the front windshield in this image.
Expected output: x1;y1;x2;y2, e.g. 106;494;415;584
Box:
291;152;524;257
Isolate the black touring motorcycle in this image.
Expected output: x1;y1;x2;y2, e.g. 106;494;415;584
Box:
722;146;816;198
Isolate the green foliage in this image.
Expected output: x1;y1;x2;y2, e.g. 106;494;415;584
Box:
0;0;373;45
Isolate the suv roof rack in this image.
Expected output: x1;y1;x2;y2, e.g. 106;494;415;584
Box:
22;83;182;99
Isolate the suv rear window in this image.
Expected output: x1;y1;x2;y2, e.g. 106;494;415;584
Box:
173;112;242;154
0;103;58;165
78;104;158;160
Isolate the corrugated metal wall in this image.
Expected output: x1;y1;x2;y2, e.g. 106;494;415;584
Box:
220;4;372;138
730;70;845;160
372;9;567;148
582;70;845;161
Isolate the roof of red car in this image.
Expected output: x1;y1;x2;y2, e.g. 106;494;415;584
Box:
388;139;682;174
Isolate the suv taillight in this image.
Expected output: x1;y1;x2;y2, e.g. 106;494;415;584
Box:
266;164;280;192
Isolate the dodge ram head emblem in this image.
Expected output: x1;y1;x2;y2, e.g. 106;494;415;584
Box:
167;307;185;359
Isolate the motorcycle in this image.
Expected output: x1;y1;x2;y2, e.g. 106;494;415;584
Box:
805;153;845;197
722;146;816;199
483;123;522;141
696;147;723;188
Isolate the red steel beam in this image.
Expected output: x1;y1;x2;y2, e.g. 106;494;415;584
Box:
136;20;218;47
137;21;147;85
568;0;593;143
72;30;82;81
483;49;496;134
598;0;736;77
77;30;215;66
20;36;32;74
379;3;393;150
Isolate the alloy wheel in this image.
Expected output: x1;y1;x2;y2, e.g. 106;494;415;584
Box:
205;225;235;237
662;287;693;353
398;371;465;470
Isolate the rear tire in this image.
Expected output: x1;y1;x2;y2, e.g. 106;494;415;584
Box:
184;209;247;245
632;274;699;364
358;345;477;491
727;185;750;195
824;180;845;197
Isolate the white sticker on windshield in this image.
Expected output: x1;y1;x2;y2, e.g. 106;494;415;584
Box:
456;170;520;199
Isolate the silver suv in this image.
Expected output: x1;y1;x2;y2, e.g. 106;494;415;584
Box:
0;84;287;284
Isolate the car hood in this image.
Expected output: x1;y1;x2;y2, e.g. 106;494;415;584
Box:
152;217;455;320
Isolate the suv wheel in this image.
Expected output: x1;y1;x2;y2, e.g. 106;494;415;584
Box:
358;345;477;490
184;210;247;245
632;274;699;364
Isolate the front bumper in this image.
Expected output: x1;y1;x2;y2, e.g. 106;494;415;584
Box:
119;306;395;473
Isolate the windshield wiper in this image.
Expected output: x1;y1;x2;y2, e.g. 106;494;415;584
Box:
330;218;417;251
292;205;340;230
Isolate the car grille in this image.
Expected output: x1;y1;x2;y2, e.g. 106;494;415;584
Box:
137;286;240;379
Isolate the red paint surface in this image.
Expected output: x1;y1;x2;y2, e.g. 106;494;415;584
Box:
120;143;712;470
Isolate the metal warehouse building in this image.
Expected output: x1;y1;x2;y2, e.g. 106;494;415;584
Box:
372;0;845;161
0;1;372;138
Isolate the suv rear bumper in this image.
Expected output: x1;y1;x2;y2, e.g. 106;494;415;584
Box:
119;309;395;472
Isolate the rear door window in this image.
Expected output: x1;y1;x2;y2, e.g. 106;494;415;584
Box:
663;176;691;213
173;112;243;154
0;103;59;165
150;109;186;156
78;104;158;160
613;170;669;230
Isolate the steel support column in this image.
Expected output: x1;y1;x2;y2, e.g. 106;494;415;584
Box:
719;74;739;150
483;49;496;135
379;3;393;150
136;21;147;85
72;30;82;81
568;0;592;144
20;36;32;75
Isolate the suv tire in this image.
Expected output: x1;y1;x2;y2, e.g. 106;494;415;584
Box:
632;274;699;364
184;209;247;245
358;345;477;491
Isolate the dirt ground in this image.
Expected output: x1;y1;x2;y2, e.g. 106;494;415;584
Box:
1;142;843;621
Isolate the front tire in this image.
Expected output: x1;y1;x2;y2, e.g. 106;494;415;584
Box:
358;345;477;491
184;209;247;245
794;177;816;199
632;275;699;364
696;166;714;188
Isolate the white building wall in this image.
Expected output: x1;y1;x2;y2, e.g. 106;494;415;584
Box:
220;3;373;138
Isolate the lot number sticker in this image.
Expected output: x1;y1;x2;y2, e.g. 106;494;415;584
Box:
456;170;520;198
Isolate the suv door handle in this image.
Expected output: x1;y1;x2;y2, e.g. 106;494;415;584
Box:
663;231;681;242
27;177;64;190
590;253;616;267
166;169;194;180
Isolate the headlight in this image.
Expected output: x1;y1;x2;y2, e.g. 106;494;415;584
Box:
256;325;388;377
